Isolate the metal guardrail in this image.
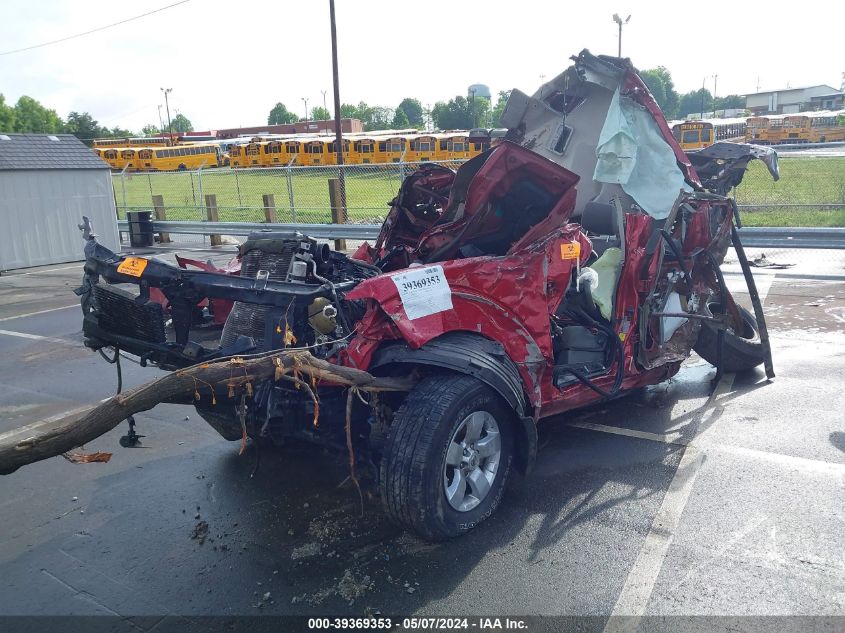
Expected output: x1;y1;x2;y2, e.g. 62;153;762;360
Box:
117;220;845;250
734;227;845;249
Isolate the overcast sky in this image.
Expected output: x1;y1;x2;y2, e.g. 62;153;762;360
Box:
1;0;843;131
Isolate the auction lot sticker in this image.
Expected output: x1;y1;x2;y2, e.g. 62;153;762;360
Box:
391;265;453;320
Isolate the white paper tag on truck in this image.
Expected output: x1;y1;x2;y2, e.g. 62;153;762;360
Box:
391;265;453;320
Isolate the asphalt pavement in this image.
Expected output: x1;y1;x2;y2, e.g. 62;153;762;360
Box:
0;247;843;630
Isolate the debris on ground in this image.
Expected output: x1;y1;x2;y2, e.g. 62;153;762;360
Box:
61;451;112;465
290;542;321;560
750;253;795;269
337;569;372;603
190;520;209;545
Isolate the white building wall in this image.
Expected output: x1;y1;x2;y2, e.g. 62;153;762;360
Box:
0;169;119;271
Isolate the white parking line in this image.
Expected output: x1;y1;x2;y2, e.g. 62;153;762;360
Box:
603;373;735;628
568;421;687;446
0;329;74;346
14;264;82;276
0;305;77;322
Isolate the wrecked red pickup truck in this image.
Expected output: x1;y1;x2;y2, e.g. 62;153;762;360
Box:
77;51;778;540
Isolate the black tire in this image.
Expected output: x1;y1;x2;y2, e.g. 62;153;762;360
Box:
694;305;765;372
380;374;514;541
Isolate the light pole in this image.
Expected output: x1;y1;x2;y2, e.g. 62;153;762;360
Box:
712;74;718;117
157;104;164;133
160;88;173;138
321;89;329;134
612;13;631;58
302;97;309;130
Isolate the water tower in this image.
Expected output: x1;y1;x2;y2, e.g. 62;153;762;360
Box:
467;84;492;101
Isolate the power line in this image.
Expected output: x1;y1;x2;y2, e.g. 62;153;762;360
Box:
0;0;192;56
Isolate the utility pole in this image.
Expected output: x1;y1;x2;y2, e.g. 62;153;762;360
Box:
329;0;347;229
712;75;718;117
612;13;631;58
160;88;173;138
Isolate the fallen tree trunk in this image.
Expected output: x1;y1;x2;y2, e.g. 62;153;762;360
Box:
0;351;413;476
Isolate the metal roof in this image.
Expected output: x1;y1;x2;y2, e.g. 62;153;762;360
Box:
744;85;841;97
0;133;108;170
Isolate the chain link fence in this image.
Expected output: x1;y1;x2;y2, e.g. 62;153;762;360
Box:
733;154;845;226
113;160;466;225
113;154;845;269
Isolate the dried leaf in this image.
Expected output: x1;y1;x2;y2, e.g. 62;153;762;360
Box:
62;451;112;465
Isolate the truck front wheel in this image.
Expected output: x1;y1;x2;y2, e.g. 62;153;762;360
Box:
380;374;514;540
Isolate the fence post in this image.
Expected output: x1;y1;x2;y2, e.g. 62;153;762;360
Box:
119;165;129;212
197;166;204;220
286;160;296;222
152;194;170;243
262;194;277;223
205;194;222;246
328;178;347;251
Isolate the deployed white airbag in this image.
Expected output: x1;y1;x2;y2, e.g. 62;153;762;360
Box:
594;88;690;219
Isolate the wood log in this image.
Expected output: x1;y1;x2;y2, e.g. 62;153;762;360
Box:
0;351;413;476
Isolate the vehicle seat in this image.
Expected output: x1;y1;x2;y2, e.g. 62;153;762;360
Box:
580;201;625;321
580;201;623;258
588;247;623;321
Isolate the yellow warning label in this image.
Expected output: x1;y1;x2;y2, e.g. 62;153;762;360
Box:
117;257;148;277
560;242;581;260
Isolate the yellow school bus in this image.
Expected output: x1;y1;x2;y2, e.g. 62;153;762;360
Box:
93;136;172;149
350;138;377;163
99;148;122;169
228;144;246;167
437;133;474;160
300;139;329;166
807;110;845;143
326;139;351;164
151;144;221;170
136;148;155;170
408;134;438;162
378;136;407;163
261;140;288;166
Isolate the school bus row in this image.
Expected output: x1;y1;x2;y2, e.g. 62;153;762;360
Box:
671;110;845;151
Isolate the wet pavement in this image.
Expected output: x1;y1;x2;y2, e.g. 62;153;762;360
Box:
0;247;843;624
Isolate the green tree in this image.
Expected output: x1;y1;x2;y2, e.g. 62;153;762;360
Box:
491;90;511;128
714;95;745;110
268;102;297;125
395;98;423;127
391;107;410;129
63;112;103;144
340;103;360;119
0;94;15;131
640;67;678;118
108;126;134;138
678;89;713;118
170;113;193;133
366;106;393;131
140;124;161;136
309;106;331;121
13;96;63;133
432;96;474;130
469;96;491;128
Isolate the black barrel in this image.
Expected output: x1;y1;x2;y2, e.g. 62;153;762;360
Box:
126;210;154;248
